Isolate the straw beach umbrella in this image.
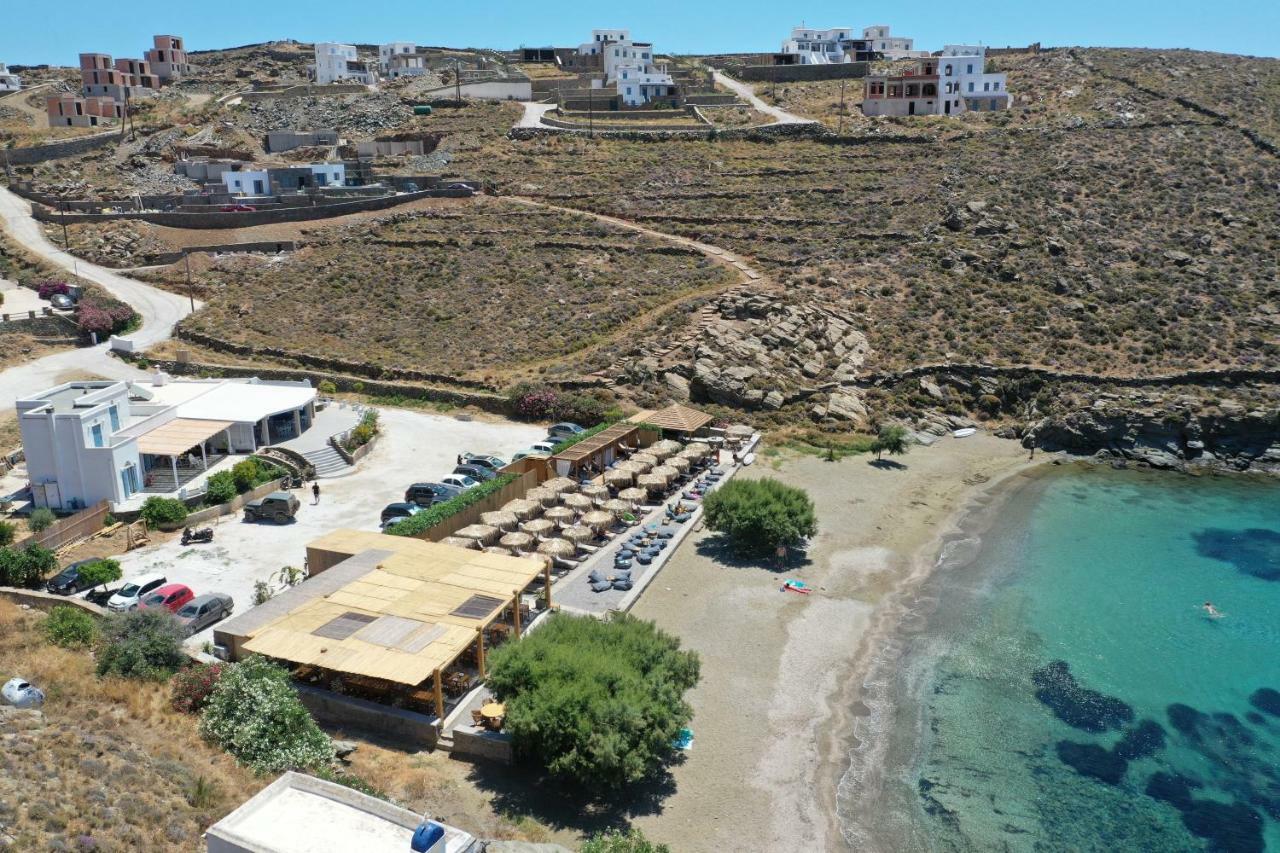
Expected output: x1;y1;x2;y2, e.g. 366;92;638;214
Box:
652;464;679;483
537;538;575;559
522;518;555;537
525;487;557;507
501;498;540;521
604;468;633;488
683;443;711;460
563;493;593;513
455;524;499;546
581;484;609;502
632;452;659;467
440;536;479;550
500;531;534;551
581;509;615;531
561;525;594;548
602;498;632;515
543;477;578;495
544;506;575;525
480;510;518;531
618;487;648;503
637;473;666;494
484;546;513;556
668;456;691;474
619;459;651;476
651;439;683;459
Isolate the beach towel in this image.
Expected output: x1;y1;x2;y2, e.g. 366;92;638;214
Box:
782;579;811;595
673;728;694;750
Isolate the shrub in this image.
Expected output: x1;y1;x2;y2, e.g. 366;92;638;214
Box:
75;294;137;338
95;608;186;680
508;382;610;426
386;473;517;537
203;470;237;506
77;558;121;592
343;410;379;452
0;520;14;547
43;605;98;648
139;496;188;527
230;458;280;493
871;424;912;460
317;380;337;395
486;613;700;789
582;829;671;853
702;478;817;558
0;545;57;588
199;656;332;775
170;662;227;714
36;280;70;299
27;507;56;533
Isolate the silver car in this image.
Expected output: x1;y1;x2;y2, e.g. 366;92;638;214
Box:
174;593;234;636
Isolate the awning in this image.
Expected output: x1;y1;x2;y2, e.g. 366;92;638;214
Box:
137;418;234;456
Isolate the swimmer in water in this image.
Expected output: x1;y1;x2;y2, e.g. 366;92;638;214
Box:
1203;601;1224;619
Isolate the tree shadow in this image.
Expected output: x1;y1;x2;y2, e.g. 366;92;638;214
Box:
694;533;814;572
460;754;682;834
867;458;908;470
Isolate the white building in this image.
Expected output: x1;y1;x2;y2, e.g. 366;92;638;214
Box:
0;63;21;92
205;772;478;853
16;375;317;511
862;25;929;60
221;163;346;196
577;28;677;107
780;27;857;64
862;45;1010;117
312;43;377;86
379;42;427;78
938;45;1011;113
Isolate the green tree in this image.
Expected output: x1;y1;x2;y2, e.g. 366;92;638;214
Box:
0;520;15;547
231;458;263;492
0;545;57;588
199;656;332;775
43;605;98;648
204;470;237;505
486;613;700;789
701;477;817;558
95;608;186;680
582;829;671;853
871;424;912;461
140;496;189;527
317;380;337;395
77;557;122;593
27;507;55;533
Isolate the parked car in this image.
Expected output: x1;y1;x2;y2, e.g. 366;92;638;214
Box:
219;204;256;212
405;482;462;507
440;474;480;491
380;502;423;528
547;422;586;441
243;491;300;524
511;442;559;462
452;464;496;482
49;293;76;310
139;583;195;613
461;453;506;472
45;560;97;596
2;677;44;709
107;572;167;612
174;593;234;636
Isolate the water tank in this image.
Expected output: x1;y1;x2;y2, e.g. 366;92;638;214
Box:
410;820;445;852
413;105;433;116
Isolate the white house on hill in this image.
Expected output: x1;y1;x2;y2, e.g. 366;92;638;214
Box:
577;28;677;107
312;43;377;86
0;63;21;92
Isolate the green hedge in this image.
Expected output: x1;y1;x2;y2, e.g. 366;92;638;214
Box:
385;473;519;538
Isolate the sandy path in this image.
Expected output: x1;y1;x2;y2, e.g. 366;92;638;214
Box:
709;70;819;125
631;434;1032;851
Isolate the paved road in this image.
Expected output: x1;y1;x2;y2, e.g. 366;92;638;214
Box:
710;69;816;125
0;186;197;410
515;101;556;128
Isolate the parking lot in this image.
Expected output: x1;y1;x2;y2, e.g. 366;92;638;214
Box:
107;407;543;647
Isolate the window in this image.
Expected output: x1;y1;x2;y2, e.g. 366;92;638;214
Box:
108;405;120;431
944;64;952;76
968;82;975;92
993;82;1000;91
984;82;990;91
967;64;974;73
90;424;104;447
991;99;999;110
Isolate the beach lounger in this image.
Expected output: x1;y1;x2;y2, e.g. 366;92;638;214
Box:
588;569;606;583
472;710;485;726
612;578;633;591
590;578;613;592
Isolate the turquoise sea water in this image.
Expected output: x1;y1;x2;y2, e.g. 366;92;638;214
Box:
843;466;1280;852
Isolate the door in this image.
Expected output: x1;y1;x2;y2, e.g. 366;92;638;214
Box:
944;100;951;115
908;102;915;116
253;179;264;194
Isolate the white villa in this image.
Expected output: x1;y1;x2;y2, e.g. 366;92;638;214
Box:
16;374;317;511
312;43;377;86
0;63;21;92
221;163;346;196
379;42;427;78
780;27;859;64
577;28;678;107
862;44;1010;117
862;25;929;60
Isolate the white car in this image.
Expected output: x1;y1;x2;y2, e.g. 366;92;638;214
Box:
440;474;479;491
107;572;167;612
2;677;45;709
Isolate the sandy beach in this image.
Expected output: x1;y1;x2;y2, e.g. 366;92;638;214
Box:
631;433;1035;851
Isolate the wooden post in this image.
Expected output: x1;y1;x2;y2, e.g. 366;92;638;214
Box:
433;668;444;720
544;561;553;610
475;628;486;678
512;591;522;637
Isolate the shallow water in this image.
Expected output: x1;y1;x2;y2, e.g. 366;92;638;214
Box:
842;466;1280;852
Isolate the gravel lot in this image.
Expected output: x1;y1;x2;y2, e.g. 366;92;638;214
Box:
110;407;543;647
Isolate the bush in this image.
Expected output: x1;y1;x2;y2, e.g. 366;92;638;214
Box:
386;473;518;537
582;829;671;853
27;507;55;533
77;558;122;591
139;496;188;527
0;545;57;588
199;656;332;775
230;457;281;493
508;382;610;426
0;520;14;547
871;424;912;460
317;380;337;395
203;470;237;506
36;280;70;299
43;605;98;648
343;410;379;452
486;613;700;789
95;608;186;680
170;662;227;714
75;294;137;338
702;478;817;558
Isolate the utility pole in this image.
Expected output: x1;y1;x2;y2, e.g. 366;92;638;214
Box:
838;79;847;135
61;203;80;280
454;57;462;103
588;86;594;137
184;251;195;312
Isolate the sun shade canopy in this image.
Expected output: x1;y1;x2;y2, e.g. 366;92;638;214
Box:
551;423;640;464
633;404;713;434
136;418;234;456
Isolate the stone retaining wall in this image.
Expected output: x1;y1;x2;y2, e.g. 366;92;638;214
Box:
238;84;368;102
732;62;870;83
450;728;513;763
2;132;116;164
0;587;105;616
295;684;439;747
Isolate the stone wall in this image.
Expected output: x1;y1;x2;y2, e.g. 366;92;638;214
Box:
0;587;104;616
238;84;368;102
2;132;117;164
181;476;288;527
450;728;513;763
732;62;870;83
294;684;440;747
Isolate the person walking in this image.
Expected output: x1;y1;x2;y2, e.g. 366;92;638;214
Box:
312;482;321;505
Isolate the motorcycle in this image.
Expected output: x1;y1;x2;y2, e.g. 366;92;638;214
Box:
181;526;214;546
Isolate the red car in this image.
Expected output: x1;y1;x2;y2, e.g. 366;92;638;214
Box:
139;583;195;613
219;204;256;213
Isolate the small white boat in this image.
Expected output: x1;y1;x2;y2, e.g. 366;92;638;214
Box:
952;428;977;438
742;452;756;466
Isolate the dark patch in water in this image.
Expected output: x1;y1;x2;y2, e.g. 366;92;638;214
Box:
917;778;960;830
1032;660;1134;732
1192;527;1280;581
1056;741;1128;785
1167;703;1206;738
1210;712;1256;748
1145;772;1202;811
1114;719;1166;761
1249;687;1280;718
1179;799;1265;853
1244;711;1267;726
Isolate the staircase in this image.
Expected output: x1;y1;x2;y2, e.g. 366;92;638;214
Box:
303;445;351;478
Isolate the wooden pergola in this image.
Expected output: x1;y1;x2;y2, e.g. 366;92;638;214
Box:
630;403;714;437
549;423;642;478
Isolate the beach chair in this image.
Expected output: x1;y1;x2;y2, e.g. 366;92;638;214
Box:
471;710;485;727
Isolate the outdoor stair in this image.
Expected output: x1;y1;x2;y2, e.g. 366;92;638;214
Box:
303;445;351;478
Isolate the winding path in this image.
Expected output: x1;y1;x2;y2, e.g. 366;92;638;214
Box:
709;69;817;125
0;186;197;411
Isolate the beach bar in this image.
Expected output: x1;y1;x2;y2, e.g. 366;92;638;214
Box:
629;403;714;438
214;530;552;726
